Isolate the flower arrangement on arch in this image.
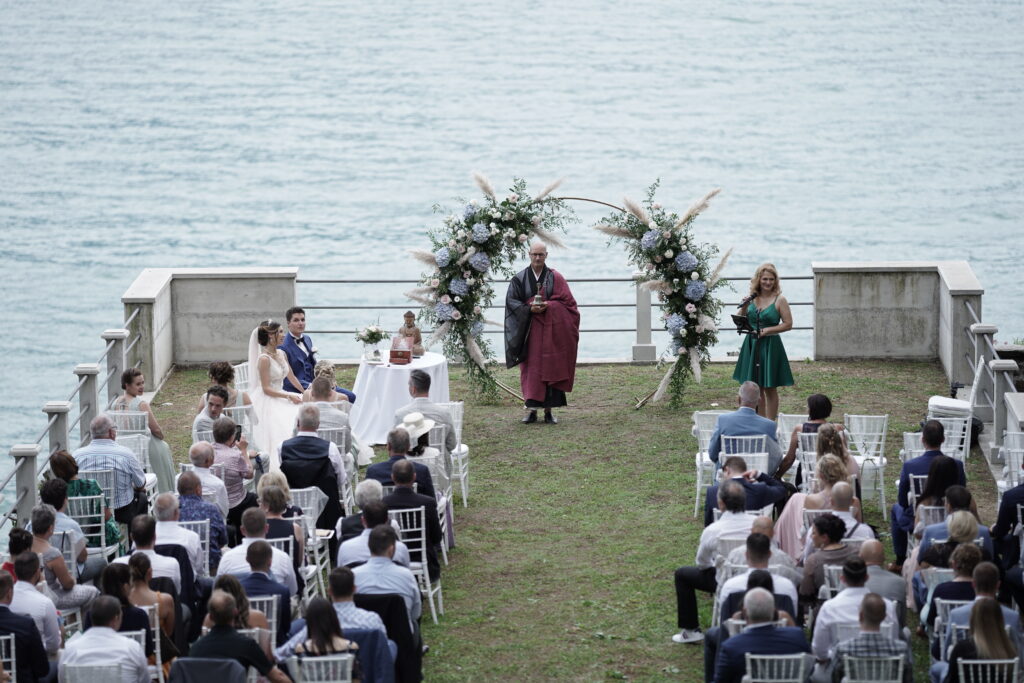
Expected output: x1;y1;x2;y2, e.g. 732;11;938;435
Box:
407;173;575;397
595;181;731;406
354;324;390;346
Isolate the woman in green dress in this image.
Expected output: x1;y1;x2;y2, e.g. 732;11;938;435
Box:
732;263;794;420
112;368;176;493
49;449;122;548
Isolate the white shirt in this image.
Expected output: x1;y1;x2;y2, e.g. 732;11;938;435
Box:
337;528;411;568
59;626;149;683
695;511;756;569
801;509;875;563
291;334;308;356
10;581;61;656
717;568;799;618
280;431;351;493
155;520;202;580
187;467;230;518
726;544;803;586
216;537;298;596
811;586;899;660
114;548;181;593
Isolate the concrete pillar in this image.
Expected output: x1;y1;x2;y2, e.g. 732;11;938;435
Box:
42;401;71;459
969;323;997;422
632;274;656;362
11;444;40;527
101;329;130;409
991;359;1018;451
74;363;100;445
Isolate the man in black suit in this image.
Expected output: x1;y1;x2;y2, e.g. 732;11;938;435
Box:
383;459;442;582
365;428;437;501
0;572;50;683
703;456;788;526
239;541;292;647
992;453;1024;606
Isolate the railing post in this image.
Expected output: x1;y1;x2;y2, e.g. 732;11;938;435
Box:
11;444;40;527
991;359;1018;453
42;401;71;458
74;363;100;445
632;273;656;362
969;323;997;422
101;328;130;409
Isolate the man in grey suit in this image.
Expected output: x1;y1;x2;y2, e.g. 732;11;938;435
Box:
860;540;907;626
393;369;457;453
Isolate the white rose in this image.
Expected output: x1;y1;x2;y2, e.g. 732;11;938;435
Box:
430;278;440;287
663;231;672;239
505;229;515;238
448;239;456;247
691;271;699;280
454;296;462;302
311;346;318;354
531;215;541;225
518;234;528;243
503;212;514;221
490;227;498;235
466;278;475;285
489;222;496;228
457;230;467;239
664;250;673;258
470;199;479;206
491;209;501;218
467;246;476;255
679;240;687;248
689;312;697;319
678;347;688;355
653;203;662;210
473;305;482;314
508;193;519;203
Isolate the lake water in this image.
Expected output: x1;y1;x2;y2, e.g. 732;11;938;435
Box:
2;1;1022;473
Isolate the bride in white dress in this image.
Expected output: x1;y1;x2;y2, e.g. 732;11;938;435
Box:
247;320;303;470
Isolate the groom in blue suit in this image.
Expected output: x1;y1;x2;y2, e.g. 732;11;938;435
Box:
708;381;784;477
280;307;356;403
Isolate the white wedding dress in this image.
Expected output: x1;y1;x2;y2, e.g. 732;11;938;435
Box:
248;330;299;470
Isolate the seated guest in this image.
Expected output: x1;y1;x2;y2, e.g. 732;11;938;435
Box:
29;504;99;611
192;385;229;443
290;597;360;660
906;455;965;544
923;543;980;632
776;454;854;560
256;472;304;520
393;369;457;454
860;541;908;624
9;553;60;661
113;515;182;595
195;362;253;415
32;478;107;583
338;480;387;543
201;575;272;659
702;456;787;527
260;485;305;577
831;593;912;683
177;472;228;573
189;590;289;683
183;442;229;519
365;428;436;501
281;307;355;403
211;416;258;528
672;480;755;644
782;393;847;477
717;534;798;618
919;486;990;558
2;529;32;579
911;494;991;608
813;423;860;487
85;564;155;658
799;513;859;604
890;420;966;570
308;377;350;430
73;414;148;524
238;541;291;647
383;460;442;581
127;554;176;649
712;587;810;683
401;413;451;495
299;359;354;404
48;449;121;550
353;526;422;635
992;454;1024;570
112;368;176;494
217;508;298;596
723;516;801;586
0;571;50;683
802;481;873;563
337;501;411;568
707;382;784;476
945;598;1018;683
59;595;149;683
153;493;203;582
811;559;900;672
278;405;345;533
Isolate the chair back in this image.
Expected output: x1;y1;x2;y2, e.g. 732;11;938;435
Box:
693;411;729;453
169;657;247;683
387;506;428;564
918;505;947;528
956;659;1018;683
248;595;280;645
381;483;418;496
1004;448;1024;489
931;416;971;461
79;469;115;498
721;435;767;455
111;410;150;435
224;405;258;441
178;519;211;577
64;663;123;682
802;508;833;533
266;535;298;566
844;414;889;461
66;494;109;550
194;430;214;443
920;567;955;592
821;563;845;599
119;629;147;651
291;487;328;522
901;432;926;462
776;414;808;443
844;538;867;555
832;621;896;645
287;653;355;683
437;401;464;444
137;603;163;682
715;536;748;564
743;653;810;683
232;362;250;393
51;530;77;568
908;474;929;504
796;432;818;478
936;598;974;626
117;433;151;471
843;655;904;683
0;634;14;683
407;452;449;497
316;427;351;455
179;462;226;480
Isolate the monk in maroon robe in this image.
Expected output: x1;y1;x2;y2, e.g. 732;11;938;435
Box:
504;242;580;424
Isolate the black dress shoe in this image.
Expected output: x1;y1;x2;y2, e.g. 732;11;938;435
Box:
521;410;537;424
544;410;557;424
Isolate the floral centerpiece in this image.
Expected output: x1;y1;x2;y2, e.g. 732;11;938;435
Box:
407;173;574;397
595;182;731;406
355;324;390;361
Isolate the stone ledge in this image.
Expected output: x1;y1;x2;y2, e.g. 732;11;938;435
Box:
123;267;299;303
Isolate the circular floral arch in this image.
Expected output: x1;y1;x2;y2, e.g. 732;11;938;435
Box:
407;173;731;406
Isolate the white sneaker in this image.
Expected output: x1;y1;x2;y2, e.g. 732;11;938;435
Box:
671;628;704;644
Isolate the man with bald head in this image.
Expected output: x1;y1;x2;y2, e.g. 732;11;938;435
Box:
860;540;906;608
188;590;289;682
707;382;785;476
504;240;580;425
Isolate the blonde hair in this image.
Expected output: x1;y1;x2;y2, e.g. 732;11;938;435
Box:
816;424;852;470
815;454;849;489
257;471;292;501
971;597;1017;660
313;359;335;380
749;263;781;297
947;510;979;544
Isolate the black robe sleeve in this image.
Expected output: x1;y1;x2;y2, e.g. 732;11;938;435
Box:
504;269;532;368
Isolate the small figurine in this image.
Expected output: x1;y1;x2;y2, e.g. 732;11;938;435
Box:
398;311;425;357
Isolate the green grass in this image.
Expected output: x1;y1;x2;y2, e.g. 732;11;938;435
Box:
151;359;996;682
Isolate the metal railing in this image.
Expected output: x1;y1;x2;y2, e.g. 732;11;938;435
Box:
962;300;1019;453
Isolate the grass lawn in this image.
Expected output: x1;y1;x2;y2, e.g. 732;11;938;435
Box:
152;359;997;682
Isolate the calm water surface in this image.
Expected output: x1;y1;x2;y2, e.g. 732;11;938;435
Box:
2;1;1022;474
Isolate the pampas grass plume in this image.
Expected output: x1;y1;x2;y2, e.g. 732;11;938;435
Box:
652;356;680;403
594;224;633;240
466;336;488;369
409;249;438;267
532;225;566;249
689;347;703;383
623;196;649;225
708;247;733;287
674;188;721;229
424;321;451;349
534;177;563;201
403;292;434;307
472;171;496;200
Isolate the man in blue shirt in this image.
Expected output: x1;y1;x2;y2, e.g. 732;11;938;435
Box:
353;525;422;635
707;382;785;477
176;471;228;573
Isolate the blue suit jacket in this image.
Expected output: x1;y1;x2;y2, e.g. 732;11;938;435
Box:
714;623;810;683
239;571;292;646
991;482;1024;568
896;450;966;508
365;455;436;501
704;474;788;526
708;407;783;474
919;520;993;558
280;333;316;393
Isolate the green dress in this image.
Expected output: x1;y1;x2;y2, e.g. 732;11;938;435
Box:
66;477;122;547
124;396;177;493
732;299;794;388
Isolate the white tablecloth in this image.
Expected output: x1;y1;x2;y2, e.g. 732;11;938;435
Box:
348;352;450;445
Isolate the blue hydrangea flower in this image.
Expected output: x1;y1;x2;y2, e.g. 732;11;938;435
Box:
686;280;707;301
640;229;660;250
470;321;484;337
448;278;469;296
665;313;686;336
675;251;698;272
434;302;455;321
468;251;491;273
434;247;451;268
471;222;490;243
463;203;476;220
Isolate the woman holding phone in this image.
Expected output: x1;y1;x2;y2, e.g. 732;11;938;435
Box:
210;414;257;528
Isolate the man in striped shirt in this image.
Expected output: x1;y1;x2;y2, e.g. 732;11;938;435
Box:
73;414;147;523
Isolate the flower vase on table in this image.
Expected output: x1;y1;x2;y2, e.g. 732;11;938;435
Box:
363;342;383;363
355;323;390;365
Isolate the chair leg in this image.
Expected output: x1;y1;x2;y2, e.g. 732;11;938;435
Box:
421;573;439;624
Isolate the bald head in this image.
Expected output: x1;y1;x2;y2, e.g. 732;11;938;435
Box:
189;441;214;467
738;382;760;408
859;593;886;631
751;516;774;538
859;540;886;567
831;482;854;511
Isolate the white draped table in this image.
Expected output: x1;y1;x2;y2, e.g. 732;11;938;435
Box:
348;352;450;445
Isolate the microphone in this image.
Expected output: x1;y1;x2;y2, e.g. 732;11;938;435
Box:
737;293;755;309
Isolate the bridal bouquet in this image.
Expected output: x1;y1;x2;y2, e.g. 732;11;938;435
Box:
354;324;389;345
